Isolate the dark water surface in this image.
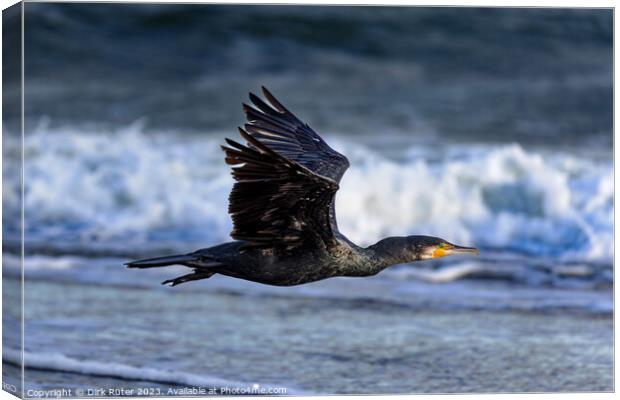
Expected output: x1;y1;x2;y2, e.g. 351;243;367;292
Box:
19;4;613;149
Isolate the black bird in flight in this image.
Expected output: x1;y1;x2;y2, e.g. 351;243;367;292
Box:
126;87;479;286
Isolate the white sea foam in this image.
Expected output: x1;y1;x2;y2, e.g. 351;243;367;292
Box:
334;141;613;263
3;347;297;392
6;125;612;264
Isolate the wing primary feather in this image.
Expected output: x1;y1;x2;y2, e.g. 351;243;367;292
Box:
243;103;297;131
249;92;282;117
261;86;296;118
221;87;351;250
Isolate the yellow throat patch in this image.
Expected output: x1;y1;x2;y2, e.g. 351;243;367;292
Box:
432;248;448;258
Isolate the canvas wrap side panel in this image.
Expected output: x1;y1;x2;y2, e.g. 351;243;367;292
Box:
3;2;24;398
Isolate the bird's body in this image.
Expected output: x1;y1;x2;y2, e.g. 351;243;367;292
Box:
171;239;371;286
131;236;377;286
127;87;478;286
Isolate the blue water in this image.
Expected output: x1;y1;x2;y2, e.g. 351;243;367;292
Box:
18;4;612;148
2;4;613;394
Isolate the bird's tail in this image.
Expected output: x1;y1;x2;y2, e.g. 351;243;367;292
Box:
125;254;199;269
126;253;222;287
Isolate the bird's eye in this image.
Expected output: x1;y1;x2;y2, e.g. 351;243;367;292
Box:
438;243;446;249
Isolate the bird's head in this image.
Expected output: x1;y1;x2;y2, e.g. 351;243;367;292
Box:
371;235;479;266
412;235;479;260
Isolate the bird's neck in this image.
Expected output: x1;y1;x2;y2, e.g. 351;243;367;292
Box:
336;236;419;277
363;237;420;273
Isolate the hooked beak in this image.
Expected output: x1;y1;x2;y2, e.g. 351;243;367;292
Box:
449;245;480;256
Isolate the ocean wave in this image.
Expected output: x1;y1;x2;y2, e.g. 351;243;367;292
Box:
3;347;298;393
18;5;612;149
5;125;612;264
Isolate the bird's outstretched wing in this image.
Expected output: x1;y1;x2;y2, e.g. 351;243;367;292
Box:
221;86;350;250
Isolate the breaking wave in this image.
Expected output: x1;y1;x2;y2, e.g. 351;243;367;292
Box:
3;347;296;392
4;124;612;265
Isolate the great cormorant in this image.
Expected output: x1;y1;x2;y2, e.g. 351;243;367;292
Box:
126;87;479;286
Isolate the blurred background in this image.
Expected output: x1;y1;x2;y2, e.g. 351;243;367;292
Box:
3;3;613;395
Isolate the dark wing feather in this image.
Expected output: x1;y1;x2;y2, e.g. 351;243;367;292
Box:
221;87;349;250
243;87;349;183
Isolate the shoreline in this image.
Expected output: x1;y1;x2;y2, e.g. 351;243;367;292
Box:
4;275;613;394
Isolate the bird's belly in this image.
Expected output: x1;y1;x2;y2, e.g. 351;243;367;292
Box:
221;254;339;286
